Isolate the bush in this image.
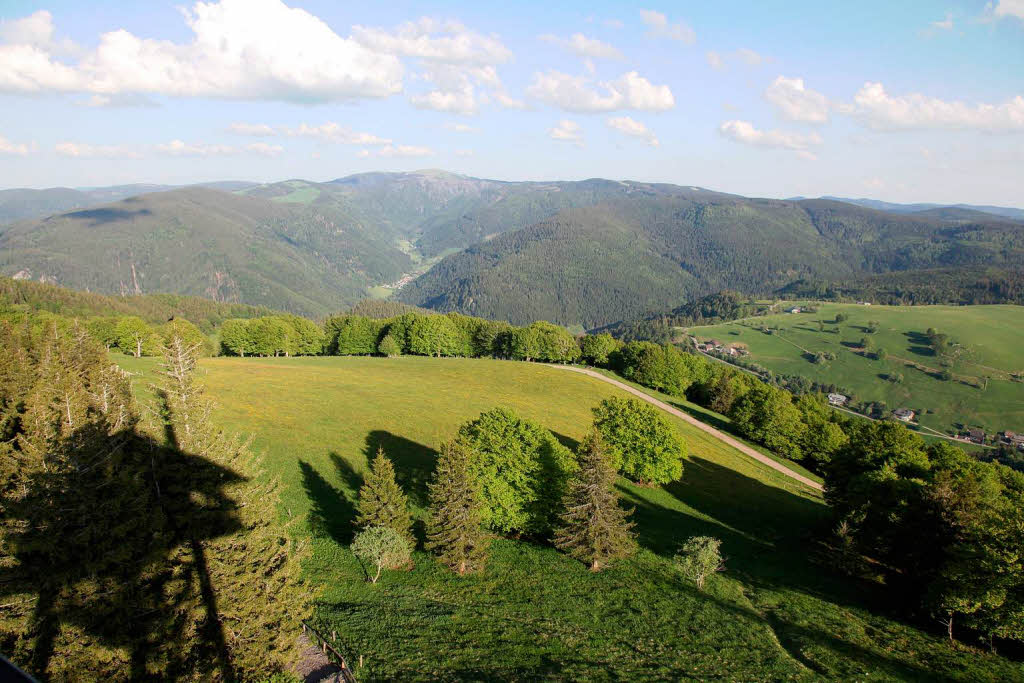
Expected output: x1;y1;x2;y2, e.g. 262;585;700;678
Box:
674;536;724;591
351;526;412;583
378;333;402;357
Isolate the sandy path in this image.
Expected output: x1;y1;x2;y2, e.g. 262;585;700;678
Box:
549;365;823;492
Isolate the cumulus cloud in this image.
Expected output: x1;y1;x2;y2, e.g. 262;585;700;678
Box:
55;139;285;159
0;10;78;55
352;18;511;65
606;116;659;146
228;122;275;136
539;33;623;60
358;144;434;158
705;51;724;70
719;120;823;158
850;82;1024;132
991;0;1024;20
932;12;954;30
527;69;674;112
228;121;391;144
548;119;584;146
410;80;478;114
54;142;142;159
0;134;30;156
639;9;696;45
0;0;404;102
764;76;829;124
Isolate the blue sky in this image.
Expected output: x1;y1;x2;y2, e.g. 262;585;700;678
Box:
0;0;1022;204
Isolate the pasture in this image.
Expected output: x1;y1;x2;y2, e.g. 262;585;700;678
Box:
116;354;1023;680
688;303;1024;436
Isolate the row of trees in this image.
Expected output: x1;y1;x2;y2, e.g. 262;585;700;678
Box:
825;422;1024;647
86;315;208;357
349;398;687;580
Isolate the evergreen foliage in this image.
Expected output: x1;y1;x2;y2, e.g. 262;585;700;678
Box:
356;448;413;543
553;431;636;571
426;441;490;575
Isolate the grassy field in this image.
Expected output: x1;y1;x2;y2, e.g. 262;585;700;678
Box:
117;355;1022;680
687;302;1024;436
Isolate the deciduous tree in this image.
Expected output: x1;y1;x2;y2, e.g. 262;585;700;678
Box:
592;397;685;485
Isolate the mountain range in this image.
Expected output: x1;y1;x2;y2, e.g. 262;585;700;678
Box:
2;170;1022;325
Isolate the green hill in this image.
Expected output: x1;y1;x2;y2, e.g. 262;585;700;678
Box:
399;196;1024;328
113;354;1024;680
0;187;411;316
687;302;1024;435
0;276;278;332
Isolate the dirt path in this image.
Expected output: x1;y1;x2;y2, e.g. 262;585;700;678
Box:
549;366;823;492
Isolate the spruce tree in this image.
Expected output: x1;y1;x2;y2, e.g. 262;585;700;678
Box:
356;447;413;543
554;430;636;572
426;441;489;575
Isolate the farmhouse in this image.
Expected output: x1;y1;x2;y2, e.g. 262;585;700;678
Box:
968;429;986;445
788;307;802;314
827;393;848;406
893;408;915;422
1001;431;1024;449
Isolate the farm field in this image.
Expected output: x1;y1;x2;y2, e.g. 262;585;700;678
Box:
687;303;1024;436
115;355;1023;680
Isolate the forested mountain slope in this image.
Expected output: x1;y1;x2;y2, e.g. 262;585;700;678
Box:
400;195;1024;327
0;187;411;316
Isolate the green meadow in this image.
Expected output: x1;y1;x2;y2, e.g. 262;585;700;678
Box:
116;354;1023;680
687;303;1024;436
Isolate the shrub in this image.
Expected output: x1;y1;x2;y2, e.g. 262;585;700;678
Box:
351;526;412;583
674;536;724;591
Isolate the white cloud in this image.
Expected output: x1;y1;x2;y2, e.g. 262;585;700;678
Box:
606;116;659;146
932;12;954;30
736;48;765;66
764;76;829;124
411;81;478;114
603;19;625;29
494;91;526;109
539;33;623;60
549;119;584;146
54;142;142;159
445;122;478;133
992;0;1024;20
352;18;511;65
0;10;77;55
0;0;404;102
851;82;1024;132
358;144;434;158
706;51;724;70
284;123;391;145
527;69;674;112
243;142;283;156
156;140;239;157
719;120;823;157
455;148;474;157
639;9;696;45
0;135;30;156
228;122;275;136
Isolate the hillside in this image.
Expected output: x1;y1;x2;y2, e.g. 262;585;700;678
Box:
400;195;1024;327
114;353;1023;680
813;196;1024;221
0;276;277;331
0;187;411;316
687;302;1024;435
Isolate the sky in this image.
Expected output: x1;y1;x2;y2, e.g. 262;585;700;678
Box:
0;0;1022;205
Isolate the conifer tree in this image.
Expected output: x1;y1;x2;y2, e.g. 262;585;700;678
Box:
356;447;413;543
426;440;489;575
554;430;636;571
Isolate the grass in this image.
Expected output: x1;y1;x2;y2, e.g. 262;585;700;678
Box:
688;302;1024;435
117;354;1023;680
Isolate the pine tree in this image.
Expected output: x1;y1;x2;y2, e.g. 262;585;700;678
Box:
356;447;413;543
554;430;636;571
426;441;489;575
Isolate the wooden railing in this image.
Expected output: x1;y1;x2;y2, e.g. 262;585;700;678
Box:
301;619;358;683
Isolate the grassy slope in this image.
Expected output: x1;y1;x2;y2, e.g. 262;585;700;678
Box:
689;302;1024;434
116;355;1022;680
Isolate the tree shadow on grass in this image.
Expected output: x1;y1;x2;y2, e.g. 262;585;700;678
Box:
363;431;438;510
300;459;356;545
